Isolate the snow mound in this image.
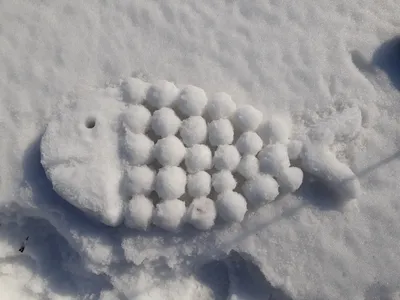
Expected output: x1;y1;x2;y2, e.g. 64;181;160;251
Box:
235;131;263;155
186;197;217;230
185;144;212;173
242;174;280;206
187;171;211;198
124;132;154;166
206;92;237;120
232;105;263;132
153;136;186;167
237;155;260;179
179;116;208;147
124;195;154;230
212;170;237;193
155;166;187;200
177;85;208;117
213;145;241;171
126;165;155;196
216;191;247;223
208;119;234;146
258;143;290;176
153;199;186;232
151;107;181;138
121;105;151;134
146;80;179;109
300;142;361;200
121;77;150;105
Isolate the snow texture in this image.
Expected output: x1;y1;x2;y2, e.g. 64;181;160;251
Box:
187;171;211;198
206;92;237;120
151;107;181;138
213;145;241;171
125;166;155;196
208;119;235;146
146;80;179;109
237;155;260;179
216;191;247;223
179;116;208;147
242;175;280;207
186;197;217;230
235;131;263;155
3;1;390;297
258;143;290;176
124;132;154;166
121;105;151;134
185;144;212;173
153;199;186;232
232;105;263;132
153;136;186;167
124;195;154;230
212;170;237;193
155;166;187;200
177;85;208;117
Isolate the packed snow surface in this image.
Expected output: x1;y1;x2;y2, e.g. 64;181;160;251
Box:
1;1;398;299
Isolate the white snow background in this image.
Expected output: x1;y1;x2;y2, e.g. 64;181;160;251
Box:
1;0;400;299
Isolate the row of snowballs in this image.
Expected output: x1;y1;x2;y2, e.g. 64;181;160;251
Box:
119;78;303;232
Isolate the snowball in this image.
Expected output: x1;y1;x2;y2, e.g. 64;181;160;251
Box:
121;77;150;104
124;195;154;230
232;105;263;132
237;155;259;179
187;171;211;197
208;119;234;146
287;140;304;161
153;136;186;166
125;166;155;195
276;167;304;192
185;144;212;173
300;142;361;200
176;85;208;116
258;143;290;176
206;92;237;120
213;145;241;171
151;107;181;138
153;199;186;231
124;132;154;165
121;105;151;134
186;197;217;230
212;170;237;193
258;115;292;144
155;166;187;199
242;174;279;206
179;116;207;146
146;80;179;108
235;131;263;155
216;191;247;223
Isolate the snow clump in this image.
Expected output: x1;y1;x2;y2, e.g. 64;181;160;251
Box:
153;199;186;232
155;166;187;200
151;107;181;138
153;136;186;166
187;171;211;198
179;116;208;146
206;92;237;120
185;144;212;173
216;191;247;223
124;195;154;230
186;197;217;230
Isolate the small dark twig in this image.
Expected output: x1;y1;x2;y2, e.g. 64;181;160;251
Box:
18;236;29;253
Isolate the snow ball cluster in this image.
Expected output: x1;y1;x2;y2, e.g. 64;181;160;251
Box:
42;77;361;234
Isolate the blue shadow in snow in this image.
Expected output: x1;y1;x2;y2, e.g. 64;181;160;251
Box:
372;36;400;90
